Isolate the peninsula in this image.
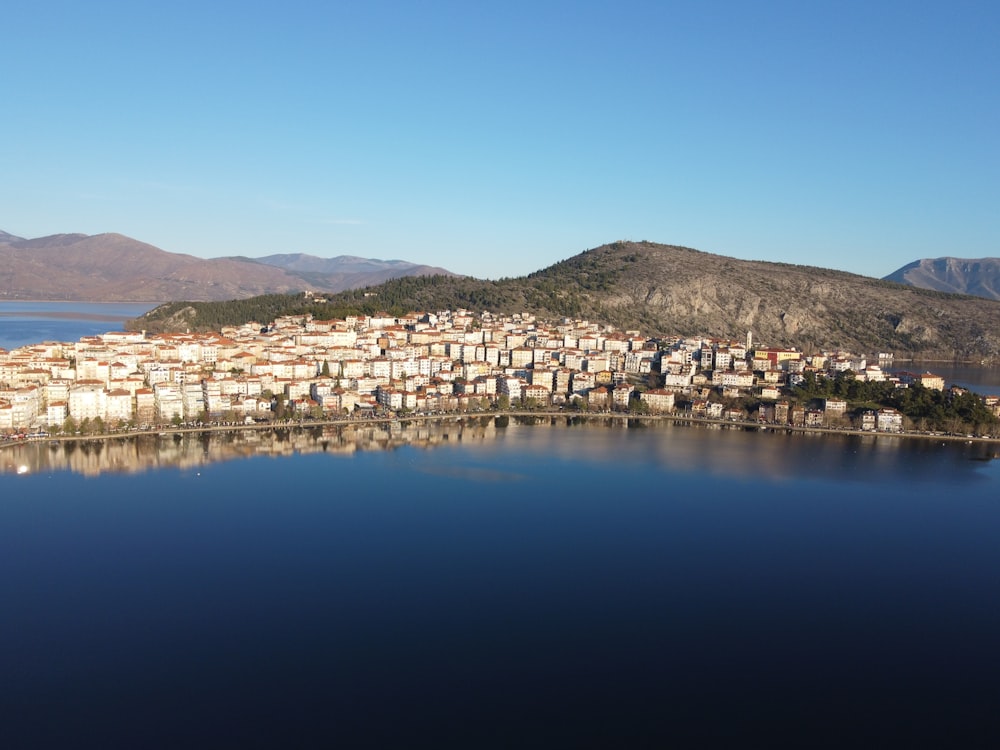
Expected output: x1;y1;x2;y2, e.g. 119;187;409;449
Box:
2;305;998;444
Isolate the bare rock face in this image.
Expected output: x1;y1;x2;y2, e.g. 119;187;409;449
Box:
521;242;1000;359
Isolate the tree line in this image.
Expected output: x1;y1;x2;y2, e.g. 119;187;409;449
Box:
793;370;997;433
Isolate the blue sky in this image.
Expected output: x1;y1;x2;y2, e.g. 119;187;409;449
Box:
3;1;997;280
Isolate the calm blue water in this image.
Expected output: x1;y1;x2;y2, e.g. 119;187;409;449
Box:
921;362;1000;396
0;301;154;350
2;420;999;747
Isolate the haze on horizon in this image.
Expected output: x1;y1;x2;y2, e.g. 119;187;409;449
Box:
3;1;997;281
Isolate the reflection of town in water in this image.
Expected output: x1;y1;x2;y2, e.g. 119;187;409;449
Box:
3;415;997;481
1;417;506;477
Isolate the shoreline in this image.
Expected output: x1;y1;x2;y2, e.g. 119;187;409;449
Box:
4;409;999;452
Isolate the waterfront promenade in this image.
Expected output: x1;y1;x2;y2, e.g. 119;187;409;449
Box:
4;409;998;454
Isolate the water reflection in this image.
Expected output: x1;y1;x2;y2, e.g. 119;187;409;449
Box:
2;416;996;482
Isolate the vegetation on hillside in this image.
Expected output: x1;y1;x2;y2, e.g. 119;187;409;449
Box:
131;241;1000;360
792;371;997;434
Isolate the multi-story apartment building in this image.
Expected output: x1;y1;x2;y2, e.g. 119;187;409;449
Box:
68;384;106;422
640;389;675;414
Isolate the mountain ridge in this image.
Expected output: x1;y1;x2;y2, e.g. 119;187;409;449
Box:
884;257;1000;300
0;230;458;302
247;253;444;275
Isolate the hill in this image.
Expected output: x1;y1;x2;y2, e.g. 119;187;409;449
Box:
884;257;1000;300
132;241;1000;361
0;231;458;302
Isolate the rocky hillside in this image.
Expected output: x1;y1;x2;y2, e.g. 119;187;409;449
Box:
0;231;456;302
134;241;1000;361
884;257;1000;300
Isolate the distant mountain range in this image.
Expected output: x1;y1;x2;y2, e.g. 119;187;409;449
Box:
0;231;456;302
883;258;1000;300
137;241;1000;361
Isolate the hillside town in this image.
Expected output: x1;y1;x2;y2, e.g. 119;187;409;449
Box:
1;303;998;437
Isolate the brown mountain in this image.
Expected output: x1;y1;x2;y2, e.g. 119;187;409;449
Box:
884;257;1000;301
0;231;456;302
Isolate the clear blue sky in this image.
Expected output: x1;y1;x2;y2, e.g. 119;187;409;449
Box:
3;1;997;280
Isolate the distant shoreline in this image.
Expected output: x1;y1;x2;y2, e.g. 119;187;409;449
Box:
4;410;999;453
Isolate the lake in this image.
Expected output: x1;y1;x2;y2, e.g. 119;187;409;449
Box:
919;362;1000;396
2;417;999;747
0;301;154;350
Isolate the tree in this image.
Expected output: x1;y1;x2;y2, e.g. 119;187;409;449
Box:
273;393;288;419
629;395;649;414
833;371;856;398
